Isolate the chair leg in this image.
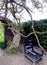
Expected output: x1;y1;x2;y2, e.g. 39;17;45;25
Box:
33;61;36;65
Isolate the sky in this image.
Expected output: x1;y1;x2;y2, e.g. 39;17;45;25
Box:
20;0;47;22
9;0;47;22
1;0;47;22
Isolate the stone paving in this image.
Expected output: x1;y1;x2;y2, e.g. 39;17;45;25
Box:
0;51;47;65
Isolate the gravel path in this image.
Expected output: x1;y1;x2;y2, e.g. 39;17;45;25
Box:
0;51;47;65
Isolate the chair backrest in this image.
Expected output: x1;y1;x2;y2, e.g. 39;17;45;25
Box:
24;39;32;46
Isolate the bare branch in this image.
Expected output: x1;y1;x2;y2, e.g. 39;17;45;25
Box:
0;0;47;55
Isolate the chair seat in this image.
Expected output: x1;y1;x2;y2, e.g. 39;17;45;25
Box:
25;49;43;62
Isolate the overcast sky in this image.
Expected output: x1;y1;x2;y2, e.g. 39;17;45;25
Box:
20;0;47;21
1;0;47;22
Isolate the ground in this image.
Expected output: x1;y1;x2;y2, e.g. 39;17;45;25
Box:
0;50;47;65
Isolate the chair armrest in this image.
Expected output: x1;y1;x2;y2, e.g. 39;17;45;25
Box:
25;46;32;49
34;46;44;56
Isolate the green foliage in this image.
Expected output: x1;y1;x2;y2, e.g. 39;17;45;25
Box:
23;20;47;49
35;20;47;49
0;22;5;49
38;22;47;49
23;21;32;35
0;42;5;49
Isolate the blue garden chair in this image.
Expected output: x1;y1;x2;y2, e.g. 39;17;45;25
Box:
24;39;43;65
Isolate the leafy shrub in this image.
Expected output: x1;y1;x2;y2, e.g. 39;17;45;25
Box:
23;20;47;49
0;42;6;50
0;22;6;49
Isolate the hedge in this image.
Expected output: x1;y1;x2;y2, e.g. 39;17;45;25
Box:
23;20;47;49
